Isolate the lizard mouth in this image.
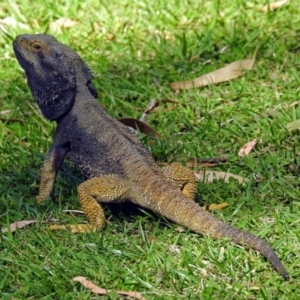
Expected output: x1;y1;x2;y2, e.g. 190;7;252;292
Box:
13;39;34;68
13;39;23;60
13;37;46;80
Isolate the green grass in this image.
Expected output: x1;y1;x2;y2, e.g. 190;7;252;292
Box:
1;0;300;298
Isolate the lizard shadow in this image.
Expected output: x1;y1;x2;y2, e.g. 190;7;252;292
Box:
0;152;203;229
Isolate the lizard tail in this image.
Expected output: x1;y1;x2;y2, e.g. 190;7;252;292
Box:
155;196;289;279
211;220;289;280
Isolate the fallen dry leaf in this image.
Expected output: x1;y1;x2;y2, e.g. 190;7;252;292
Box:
73;276;146;300
175;226;186;233
2;220;37;233
50;18;78;30
139;99;180;123
238;139;257;157
0;110;13;115
261;109;278;118
170;58;255;90
289;101;299;108
140;99;156;123
148;236;157;242
62;210;85;215
220;118;234;126
259;0;289;12
194;170;248;184
287;120;300;131
0;17;29;29
118;118;162;138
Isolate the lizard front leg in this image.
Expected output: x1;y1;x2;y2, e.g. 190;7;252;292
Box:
37;143;69;203
50;175;130;233
163;162;228;211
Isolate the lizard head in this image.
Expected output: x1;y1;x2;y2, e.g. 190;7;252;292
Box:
13;34;97;121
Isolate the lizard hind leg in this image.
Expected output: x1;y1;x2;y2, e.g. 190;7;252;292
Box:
50;175;129;233
163;162;228;211
163;162;197;200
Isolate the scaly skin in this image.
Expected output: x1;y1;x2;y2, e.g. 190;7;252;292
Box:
13;33;289;279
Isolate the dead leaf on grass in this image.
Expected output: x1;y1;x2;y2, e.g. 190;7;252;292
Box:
259;0;289;12
289;101;299;108
194;171;248;184
62;210;85;215
139;99;156;123
0;17;29;29
220;118;234;126
175;226;185;233
50;18;78;30
287;120;300;131
238;139;257;157
73;276;146;300
170;57;255;90
118;118;162;138
261;109;278;118
139;98;180;123
1;220;37;233
0;110;13;115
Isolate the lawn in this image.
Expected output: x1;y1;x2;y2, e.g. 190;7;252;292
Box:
0;0;300;299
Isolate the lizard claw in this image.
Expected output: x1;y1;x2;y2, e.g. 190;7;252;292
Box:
203;202;229;211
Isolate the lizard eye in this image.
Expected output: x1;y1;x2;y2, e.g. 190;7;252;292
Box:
32;42;42;52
